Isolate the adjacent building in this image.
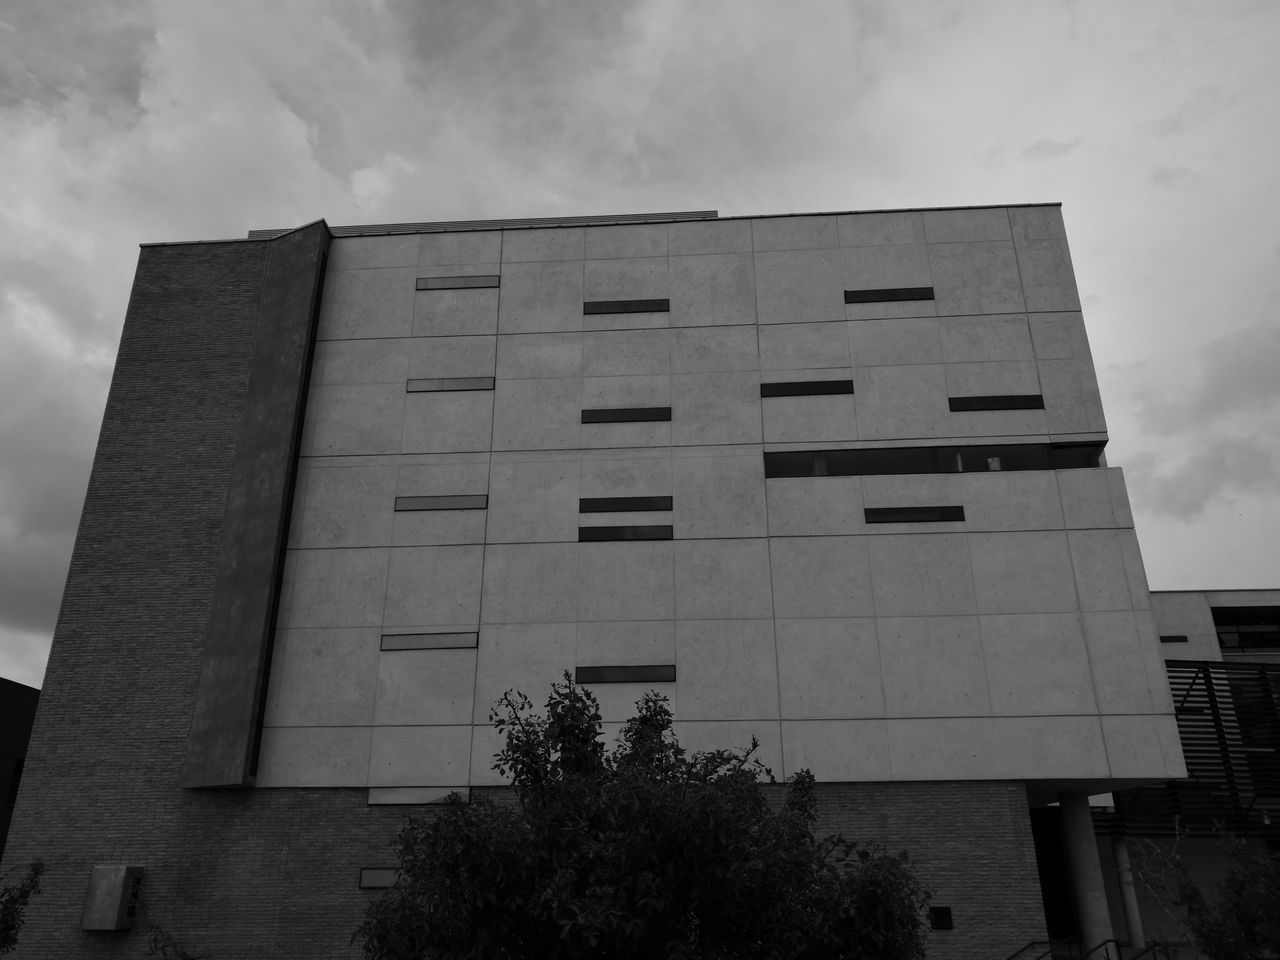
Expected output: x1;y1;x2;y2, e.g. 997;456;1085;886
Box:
1;205;1193;958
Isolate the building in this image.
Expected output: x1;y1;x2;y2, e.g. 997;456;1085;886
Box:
1;205;1190;959
0;677;39;867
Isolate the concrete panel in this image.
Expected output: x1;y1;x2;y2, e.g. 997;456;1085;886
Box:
781;720;891;780
293;462;396;548
1009;206;1067;240
1106;470;1135;527
582;328;672;376
412;288;500;337
480;543;578;623
759;321;850;370
861;474;961;534
766;477;863;537
317;267;417;340
676;619;780;720
989;716;1109;779
586;681;676;724
980;614;1098;715
582;374;670;408
402;391;494;454
1016;238;1082;312
486;458;578;543
969;531;1078;615
853;364;948;440
407;335;497;380
672;452;767;539
945;359;1040;397
960;471;1064;532
1028;312;1088;360
845;298;938;322
923;208;1012;243
578;541;675;621
1118;529;1152;610
584;256;668;302
1069;530;1134;612
384;545;484;630
329;234;419;270
263;628;380;726
887;718;1003;780
585;223;668;259
837;212;925;247
940;315;1034;363
303;383;405;456
492;377;581;450
374;648;477;725
1150;592;1220;661
577;620;675;666
368;725;472;787
420;230;502;266
671;326;760;373
392;508;486;547
1058;469;1124;529
468;724;507;785
1037;359;1090;433
473;622;578;723
581;422;672;450
580;454;672;498
849;317;942;366
502;226;584;262
1154;714;1188;777
879;616;990;718
1101;715;1173;779
675;539;773;619
583;309;669;331
843;244;932;290
281;547;388;629
496;333;583;379
671;371;761;445
770;536;875;619
498;260;584;333
762;392;859;444
674;720;784;772
776;618;884;719
669;253;756;326
752;215;838;251
754;250;844;325
256;726;372;787
313;338;409;386
668;218;753;255
1082;611;1155;713
928;242;1024;316
392;459;491;546
869;534;977;616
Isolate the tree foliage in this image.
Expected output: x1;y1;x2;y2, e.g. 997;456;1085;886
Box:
0;859;43;955
1174;838;1280;960
358;675;929;960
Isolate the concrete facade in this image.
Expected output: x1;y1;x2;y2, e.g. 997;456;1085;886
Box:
2;205;1187;959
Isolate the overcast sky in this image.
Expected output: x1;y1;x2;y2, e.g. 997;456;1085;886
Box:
1;0;1277;688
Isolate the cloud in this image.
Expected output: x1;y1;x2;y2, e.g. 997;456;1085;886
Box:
1021;138;1082;161
1125;434;1279;518
1148;166;1198;187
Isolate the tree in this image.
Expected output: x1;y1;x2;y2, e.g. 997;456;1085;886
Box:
0;859;43;955
1174;837;1280;960
358;674;930;960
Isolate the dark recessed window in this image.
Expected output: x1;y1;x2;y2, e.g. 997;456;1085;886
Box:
582;407;672;424
580;496;673;513
948;395;1045;412
358;868;398;890
579;525;673;542
576;665;677;684
381;632;479;651
394;495;488;511
929;906;954;931
583;299;670;315
865;506;965;523
1212;606;1280;650
763;442;1103;479
406;377;495;393
416;275;500;290
845;286;934;304
1159;635;1189;644
761;380;855;398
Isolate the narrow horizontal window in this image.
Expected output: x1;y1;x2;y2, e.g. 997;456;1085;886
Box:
764;442;1104;478
949;395;1045;411
579;525;673;542
580;496;673;513
576;665;676;684
416;275;500;290
583;299;670;315
844;286;934;304
394;495;488;511
582;406;672;423
358;868;398;889
929;907;955;931
381;632;478;651
865;506;965;523
1159;635;1189;644
406;377;495;392
761;380;854;398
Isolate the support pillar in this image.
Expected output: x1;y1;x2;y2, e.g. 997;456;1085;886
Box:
1112;837;1145;948
1059;792;1115;958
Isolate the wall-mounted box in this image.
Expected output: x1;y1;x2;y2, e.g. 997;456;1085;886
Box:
82;864;143;931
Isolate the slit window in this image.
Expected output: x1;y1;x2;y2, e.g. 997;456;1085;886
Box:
416;275;500;290
407;377;495;392
760;380;854;398
582;407;672;424
358;868;398;889
579;525;673;542
394;495;488;511
580;496;673;513
381;632;478;651
865;506;965;523
576;665;676;684
764;442;1103;478
844;286;934;304
948;395;1045;412
583;298;670;315
1159;635;1189;644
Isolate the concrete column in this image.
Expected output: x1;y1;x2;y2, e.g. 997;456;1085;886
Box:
1059;792;1115;958
1112;837;1145;948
